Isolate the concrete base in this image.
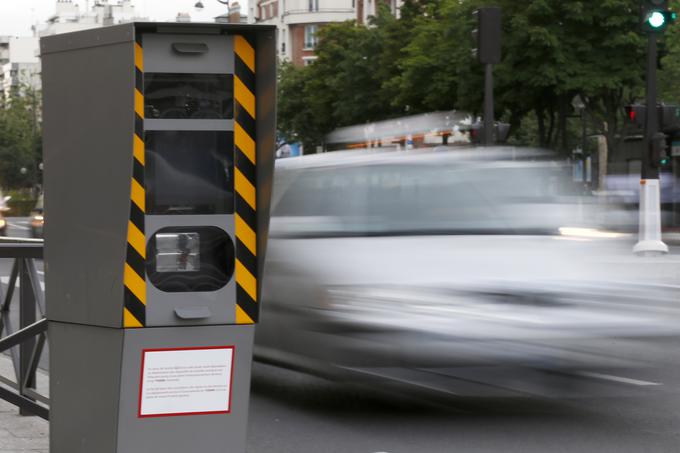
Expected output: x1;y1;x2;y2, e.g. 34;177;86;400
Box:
634;179;668;256
49;323;255;453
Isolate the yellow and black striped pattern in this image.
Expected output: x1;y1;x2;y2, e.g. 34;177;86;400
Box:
234;35;259;324
124;35;146;328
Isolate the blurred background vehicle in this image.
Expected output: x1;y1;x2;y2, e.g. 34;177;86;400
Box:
30;193;44;238
254;147;680;395
0;191;11;236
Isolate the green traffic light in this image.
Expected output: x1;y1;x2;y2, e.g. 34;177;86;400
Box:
648;10;666;28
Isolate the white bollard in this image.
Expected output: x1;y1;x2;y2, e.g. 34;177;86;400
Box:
633;179;669;256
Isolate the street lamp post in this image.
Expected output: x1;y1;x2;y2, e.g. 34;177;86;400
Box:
195;0;231;12
195;0;234;23
570;95;588;190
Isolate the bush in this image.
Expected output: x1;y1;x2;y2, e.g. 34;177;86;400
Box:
5;189;36;217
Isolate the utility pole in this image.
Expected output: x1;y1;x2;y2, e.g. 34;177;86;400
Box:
634;1;676;256
643;34;659;181
472;6;501;146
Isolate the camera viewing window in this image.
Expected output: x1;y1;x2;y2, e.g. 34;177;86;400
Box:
145;130;234;215
147;226;235;293
144;73;233;119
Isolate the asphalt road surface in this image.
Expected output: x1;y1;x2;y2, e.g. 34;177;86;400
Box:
4;218;680;452
247;347;680;453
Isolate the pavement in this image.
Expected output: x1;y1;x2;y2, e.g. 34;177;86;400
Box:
0;218;48;453
0;355;47;453
0;401;48;453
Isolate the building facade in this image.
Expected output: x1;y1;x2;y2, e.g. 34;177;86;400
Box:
35;0;141;37
252;0;401;66
0;0;146;98
0;37;41;99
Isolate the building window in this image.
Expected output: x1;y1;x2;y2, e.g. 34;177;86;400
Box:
304;25;317;49
272;2;278;16
308;0;318;12
302;57;317;66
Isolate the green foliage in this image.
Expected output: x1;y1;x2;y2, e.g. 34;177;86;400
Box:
277;0;669;153
278;14;409;149
659;0;680;103
0;85;42;189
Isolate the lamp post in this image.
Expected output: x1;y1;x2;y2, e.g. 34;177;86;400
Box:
571;95;588;190
571;96;586;156
195;0;231;12
195;0;234;23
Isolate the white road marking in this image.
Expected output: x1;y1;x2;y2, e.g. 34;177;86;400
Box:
7;222;30;231
37;270;44;275
578;371;662;387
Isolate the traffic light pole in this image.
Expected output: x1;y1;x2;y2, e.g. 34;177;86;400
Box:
483;63;494;146
644;34;659;180
634;32;669;256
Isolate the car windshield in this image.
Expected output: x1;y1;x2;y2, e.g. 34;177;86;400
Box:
272;158;587;236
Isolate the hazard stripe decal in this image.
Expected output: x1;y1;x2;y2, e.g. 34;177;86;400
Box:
124;35;146;328
234;35;258;324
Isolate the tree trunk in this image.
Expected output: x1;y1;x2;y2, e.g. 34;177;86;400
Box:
536;107;546;147
558;95;568;153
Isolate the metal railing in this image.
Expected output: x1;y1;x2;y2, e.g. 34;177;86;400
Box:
0;239;48;420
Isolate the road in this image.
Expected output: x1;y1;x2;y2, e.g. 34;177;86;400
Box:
3;218;680;452
247;345;680;453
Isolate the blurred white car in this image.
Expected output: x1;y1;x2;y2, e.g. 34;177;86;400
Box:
255;148;680;390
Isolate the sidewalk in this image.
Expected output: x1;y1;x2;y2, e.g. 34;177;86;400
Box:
0;355;48;453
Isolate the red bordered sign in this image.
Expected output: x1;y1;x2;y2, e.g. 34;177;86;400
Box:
138;345;235;418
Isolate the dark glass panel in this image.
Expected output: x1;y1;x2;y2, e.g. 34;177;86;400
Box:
145;131;234;215
144;73;233;119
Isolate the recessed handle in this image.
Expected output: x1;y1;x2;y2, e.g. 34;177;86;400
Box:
174;307;212;319
172;42;209;55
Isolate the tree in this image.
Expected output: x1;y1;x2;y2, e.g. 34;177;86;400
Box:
277;18;406;149
0;85;42;189
659;0;680;103
277;0;652;154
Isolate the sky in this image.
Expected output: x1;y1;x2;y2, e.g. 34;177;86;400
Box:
0;0;242;37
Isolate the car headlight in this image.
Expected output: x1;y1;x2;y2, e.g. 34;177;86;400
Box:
558;227;628;239
0;218;6;228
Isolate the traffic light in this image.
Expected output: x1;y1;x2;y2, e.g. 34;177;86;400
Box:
625;104;647;130
624;103;680;134
650;132;670;167
472;7;502;64
659;104;680;132
642;0;677;33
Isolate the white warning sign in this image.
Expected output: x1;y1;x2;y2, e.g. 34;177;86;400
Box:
138;346;234;417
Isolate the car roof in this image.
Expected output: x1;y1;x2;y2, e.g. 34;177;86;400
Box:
274;146;555;171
